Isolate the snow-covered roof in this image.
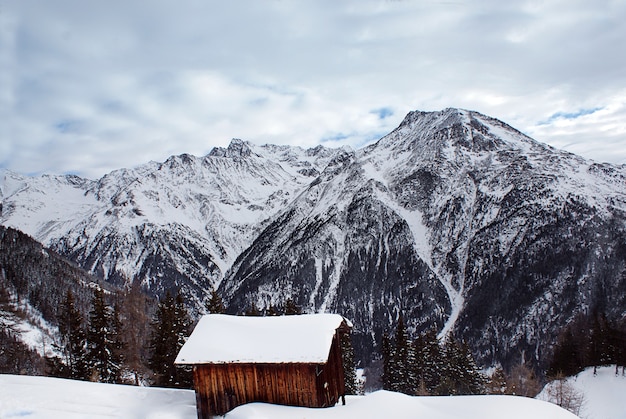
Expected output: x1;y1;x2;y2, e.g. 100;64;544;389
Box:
175;313;350;365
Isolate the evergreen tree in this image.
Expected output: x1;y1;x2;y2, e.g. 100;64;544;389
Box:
486;366;508;394
548;325;581;377
173;293;193;388
283;298;302;315
244;301;261;316
110;302;125;379
173;293;191;356
148;292;192;388
411;332;427;394
86;288;123;383
548;311;626;378
391;314;412;394
148;292;174;385
340;331;358;395
53;289;89;380
418;328;444;394
381;333;393;391
205;288;226;314
440;335;485;395
266;303;279;316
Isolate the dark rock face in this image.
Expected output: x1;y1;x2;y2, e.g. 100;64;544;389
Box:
221;109;626;369
4;108;626;371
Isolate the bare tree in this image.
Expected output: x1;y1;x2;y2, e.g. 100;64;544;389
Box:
506;364;541;397
544;374;586;416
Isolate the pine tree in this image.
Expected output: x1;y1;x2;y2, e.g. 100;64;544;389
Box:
548;311;626;378
548;325;581;377
381;333;393;391
438;334;460;395
266;303;279;316
412;331;432;395
391;314;412;394
418;328;443;394
110;302;125;380
86;288;123;383
172;293;193;387
205;288;226;314
340;331;358;395
53;289;89;380
453;338;486;395
148;292;192;388
244;301;261;316
173;293;191;358
486;366;508;394
283;298;301;315
437;335;485;395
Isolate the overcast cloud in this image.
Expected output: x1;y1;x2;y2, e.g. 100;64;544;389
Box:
2;0;626;179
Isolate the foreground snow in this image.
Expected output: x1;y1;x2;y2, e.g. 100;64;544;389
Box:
226;391;577;419
538;366;626;419
0;375;196;419
0;374;577;419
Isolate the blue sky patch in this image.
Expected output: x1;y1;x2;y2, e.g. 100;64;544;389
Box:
54;119;84;134
321;132;350;143
370;107;394;120
539;107;603;125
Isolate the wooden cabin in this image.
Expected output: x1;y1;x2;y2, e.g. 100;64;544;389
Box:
175;313;352;418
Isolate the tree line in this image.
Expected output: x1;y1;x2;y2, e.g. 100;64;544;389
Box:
380;315;545;397
0;283;46;375
44;285;193;388
381;315;486;395
37;284;360;393
548;310;626;378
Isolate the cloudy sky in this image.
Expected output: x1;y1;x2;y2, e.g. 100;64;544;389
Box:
2;0;626;179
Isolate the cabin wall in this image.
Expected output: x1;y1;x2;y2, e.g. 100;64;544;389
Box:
193;363;323;418
190;326;349;418
313;333;346;407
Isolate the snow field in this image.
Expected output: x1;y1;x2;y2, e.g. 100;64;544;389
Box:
0;375;196;419
538;366;626;419
0;374;578;419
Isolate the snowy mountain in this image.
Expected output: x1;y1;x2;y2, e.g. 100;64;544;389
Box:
221;109;626;368
2;108;626;371
0;225;111;372
1;140;338;307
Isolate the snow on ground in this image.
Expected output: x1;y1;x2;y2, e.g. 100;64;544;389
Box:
226;391;577;419
0;296;60;358
538;366;626;419
0;375;197;419
0;374;578;419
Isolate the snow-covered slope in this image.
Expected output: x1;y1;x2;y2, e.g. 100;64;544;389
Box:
0;374;578;419
1;140;339;305
0;375;196;418
222;108;626;367
3;108;626;371
538;366;626;419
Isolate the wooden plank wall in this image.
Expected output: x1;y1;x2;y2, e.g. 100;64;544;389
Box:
191;326;349;418
194;363;325;417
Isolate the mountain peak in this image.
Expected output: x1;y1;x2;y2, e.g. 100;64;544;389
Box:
209;139;254;158
381;107;553;160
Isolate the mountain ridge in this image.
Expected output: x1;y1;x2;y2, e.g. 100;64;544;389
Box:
2;108;626;370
